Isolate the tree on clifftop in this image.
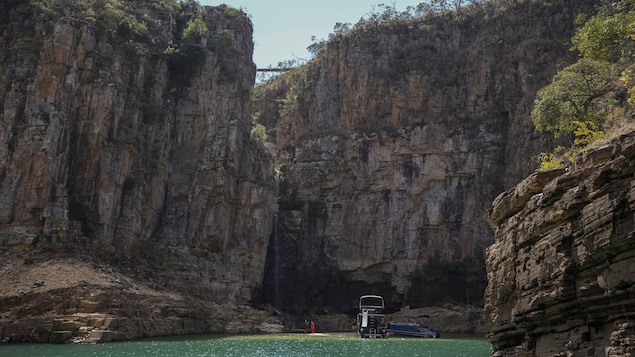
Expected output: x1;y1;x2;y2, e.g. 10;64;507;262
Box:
532;0;635;170
532;59;617;138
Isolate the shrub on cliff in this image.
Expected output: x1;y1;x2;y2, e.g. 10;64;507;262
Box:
166;2;208;83
532;59;617;138
182;18;208;42
533;0;635;170
250;123;267;141
69;190;96;238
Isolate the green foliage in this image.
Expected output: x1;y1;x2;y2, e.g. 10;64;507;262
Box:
332;22;351;37
120;40;149;57
95;0;121;33
209;29;234;51
179;0;202;15
277;59;303;69
307;36;327;58
222;5;245;18
536;120;606;172
174;0;202;31
572;6;633;62
182;18;208;42
69;190;96;238
117;17;148;40
250;123;267;141
278;86;298;118
352;2;416;32
150;0;179;11
166;2;218;81
274;163;286;181
116;16;150;56
537;152;563;172
175;40;206;63
30;0;58;18
531;0;635;171
532;59;617;138
573;120;605;146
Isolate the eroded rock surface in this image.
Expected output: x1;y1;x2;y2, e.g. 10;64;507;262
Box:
0;253;283;343
486;132;635;356
256;0;597;313
0;1;275;342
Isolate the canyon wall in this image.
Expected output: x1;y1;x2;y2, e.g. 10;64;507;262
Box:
0;0;277;342
486;133;635;356
255;0;597;313
3;0;625;345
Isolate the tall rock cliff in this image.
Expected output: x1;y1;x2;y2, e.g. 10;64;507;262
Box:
3;0;620;344
255;0;597;314
486;132;635;356
0;0;277;342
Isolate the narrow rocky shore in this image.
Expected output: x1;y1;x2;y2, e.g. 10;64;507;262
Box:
0;253;284;343
0;250;485;343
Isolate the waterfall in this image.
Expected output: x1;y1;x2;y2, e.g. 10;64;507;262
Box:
262;167;282;312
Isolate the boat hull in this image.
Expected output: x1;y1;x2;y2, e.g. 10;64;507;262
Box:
387;323;439;338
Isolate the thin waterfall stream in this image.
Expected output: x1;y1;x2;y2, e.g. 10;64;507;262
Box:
262;168;283;314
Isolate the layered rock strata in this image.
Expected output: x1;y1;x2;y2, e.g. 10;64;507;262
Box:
486;132;635;356
256;0;598;313
0;1;275;342
0;254;283;343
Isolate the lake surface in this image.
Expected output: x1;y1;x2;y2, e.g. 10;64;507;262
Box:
0;333;492;356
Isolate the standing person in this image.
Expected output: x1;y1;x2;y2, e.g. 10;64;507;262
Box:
310;320;315;334
303;319;309;334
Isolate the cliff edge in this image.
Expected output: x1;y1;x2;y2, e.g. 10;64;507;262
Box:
0;0;277;342
255;0;597;314
486;131;635;356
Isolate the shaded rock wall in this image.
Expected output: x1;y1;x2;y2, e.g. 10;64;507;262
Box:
485;132;635;356
0;0;274;307
256;0;597;313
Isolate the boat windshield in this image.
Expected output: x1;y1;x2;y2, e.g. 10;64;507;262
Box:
359;295;384;310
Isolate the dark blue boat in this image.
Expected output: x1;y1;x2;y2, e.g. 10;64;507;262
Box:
387;314;440;338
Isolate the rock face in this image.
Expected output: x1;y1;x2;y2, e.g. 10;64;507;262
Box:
0;0;276;342
255;0;597;313
0;253;284;343
387;304;486;335
485;132;635;356
4;0;622;345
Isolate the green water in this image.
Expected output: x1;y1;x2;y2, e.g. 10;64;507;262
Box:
0;334;491;356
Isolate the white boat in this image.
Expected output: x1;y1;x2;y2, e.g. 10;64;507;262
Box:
356;295;387;338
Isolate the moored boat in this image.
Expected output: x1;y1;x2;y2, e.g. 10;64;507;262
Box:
356;295;387;338
387;314;440;338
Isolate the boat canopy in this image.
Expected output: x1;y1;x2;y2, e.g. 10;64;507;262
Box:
359;295;385;311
